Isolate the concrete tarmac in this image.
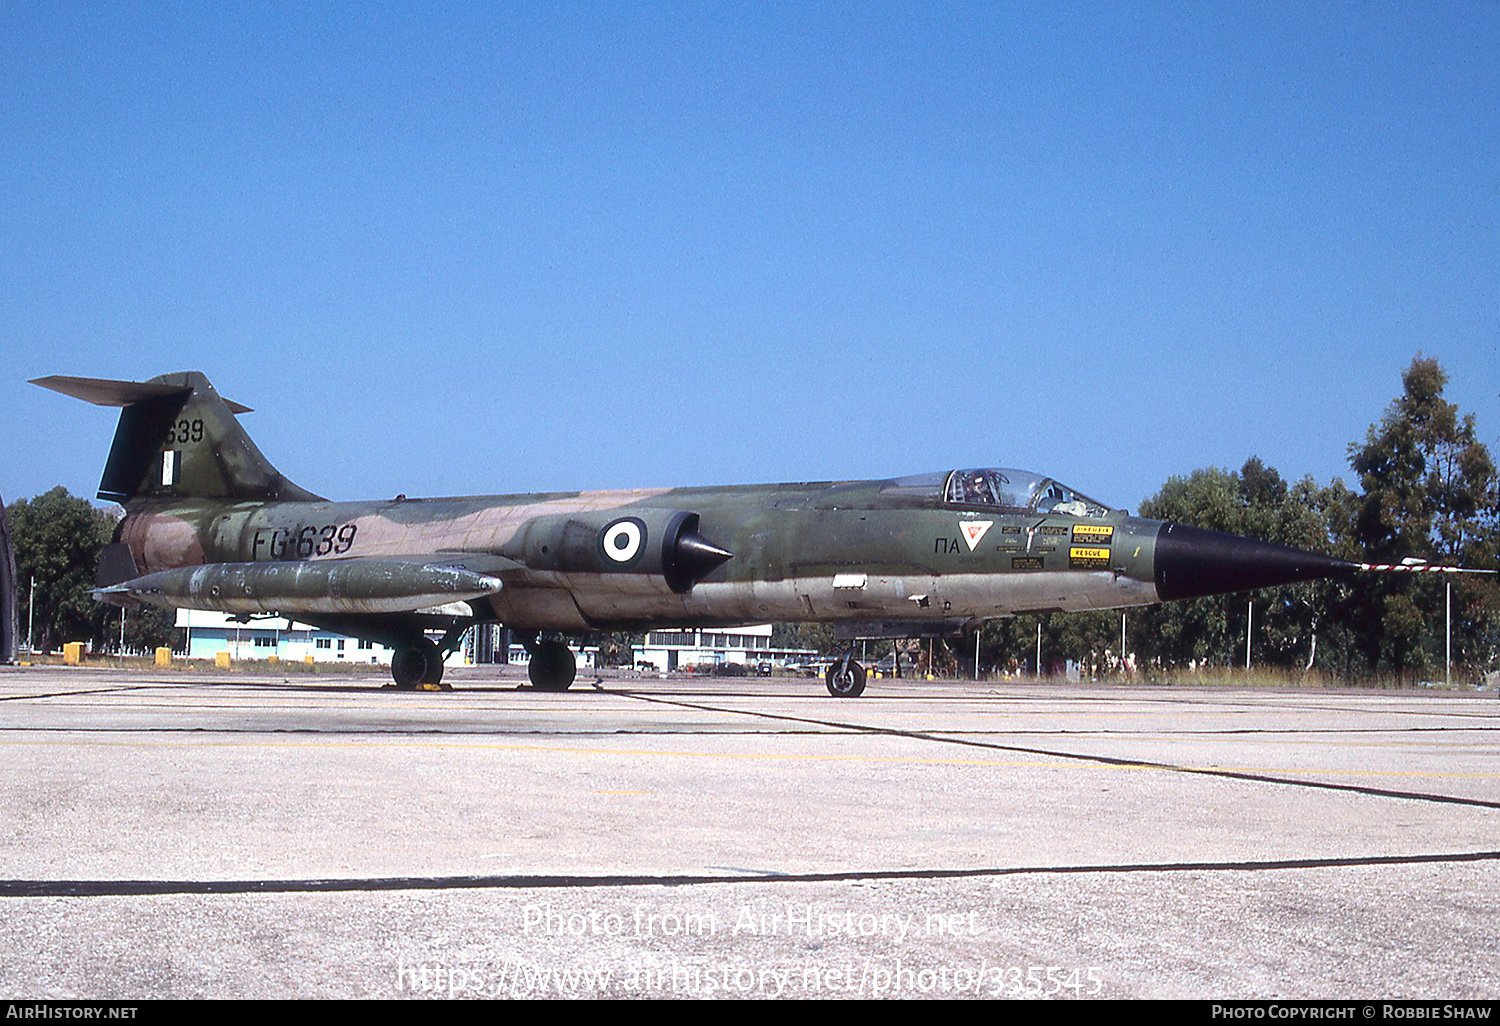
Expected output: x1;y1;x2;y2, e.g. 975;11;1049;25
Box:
0;663;1497;999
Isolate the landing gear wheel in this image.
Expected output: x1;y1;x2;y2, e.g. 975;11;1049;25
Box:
529;641;577;692
391;640;441;690
826;660;867;698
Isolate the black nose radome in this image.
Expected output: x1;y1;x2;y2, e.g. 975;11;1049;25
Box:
1154;522;1356;602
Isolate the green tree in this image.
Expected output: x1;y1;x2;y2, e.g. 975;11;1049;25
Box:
1131;460;1351;672
6;487;114;653
118;605;181;656
591;631;645;667
978;614;1043;676
770;622;837;655
968;609;1125;680
1134;467;1244;668
1345;356;1500;675
1051;610;1126;676
1268;476;1360;672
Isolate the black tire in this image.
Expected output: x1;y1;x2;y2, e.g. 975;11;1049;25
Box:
422;649;445;685
391;643;435;689
529;641;576;691
825;660;867;698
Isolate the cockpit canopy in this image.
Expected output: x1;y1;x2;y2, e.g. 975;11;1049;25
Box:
881;468;1114;517
946;468;1112;516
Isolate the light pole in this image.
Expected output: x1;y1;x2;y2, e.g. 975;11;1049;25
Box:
1120;611;1126;675
1446;579;1452;688
1245;599;1253;670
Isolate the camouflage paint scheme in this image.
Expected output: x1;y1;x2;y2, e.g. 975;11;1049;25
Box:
33;371;1352;692
115;481;1163;631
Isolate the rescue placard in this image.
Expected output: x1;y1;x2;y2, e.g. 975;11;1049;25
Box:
1069;546;1112;568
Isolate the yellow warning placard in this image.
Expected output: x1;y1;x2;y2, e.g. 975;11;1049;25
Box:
1072;524;1115;543
1069;546;1112;568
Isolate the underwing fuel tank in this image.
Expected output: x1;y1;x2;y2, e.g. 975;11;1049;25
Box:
95;560;504;616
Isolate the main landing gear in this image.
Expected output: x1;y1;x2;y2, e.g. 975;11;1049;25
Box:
526;637;577;692
389;625;468;690
390;638;446;689
825;652;867;698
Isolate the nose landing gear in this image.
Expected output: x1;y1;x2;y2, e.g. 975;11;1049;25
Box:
825;652;867;698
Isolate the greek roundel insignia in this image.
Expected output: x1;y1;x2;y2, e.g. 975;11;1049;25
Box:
599;517;647;566
959;520;993;551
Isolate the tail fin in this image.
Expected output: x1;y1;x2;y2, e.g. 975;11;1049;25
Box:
30;372;324;504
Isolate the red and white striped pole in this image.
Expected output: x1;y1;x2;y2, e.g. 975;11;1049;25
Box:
1358;560;1496;687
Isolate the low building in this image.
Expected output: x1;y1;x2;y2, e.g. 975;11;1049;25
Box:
635;624;816;672
177;609;405;666
176;609;401;664
462;625;598;669
501;641;597;670
177;612;597;670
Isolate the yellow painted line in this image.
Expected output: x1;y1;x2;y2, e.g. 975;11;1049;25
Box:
0;736;1498;780
0;737;1053;769
1172;765;1500;781
34;691;1500;722
1037;733;1500;751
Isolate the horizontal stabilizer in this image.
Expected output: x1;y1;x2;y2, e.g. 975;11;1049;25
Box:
31;375;252;414
96;559;504;616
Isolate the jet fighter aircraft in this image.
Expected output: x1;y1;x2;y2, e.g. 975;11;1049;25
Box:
34;371;1360;696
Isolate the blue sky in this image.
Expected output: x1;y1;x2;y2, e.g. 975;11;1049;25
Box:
2;2;1496;511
